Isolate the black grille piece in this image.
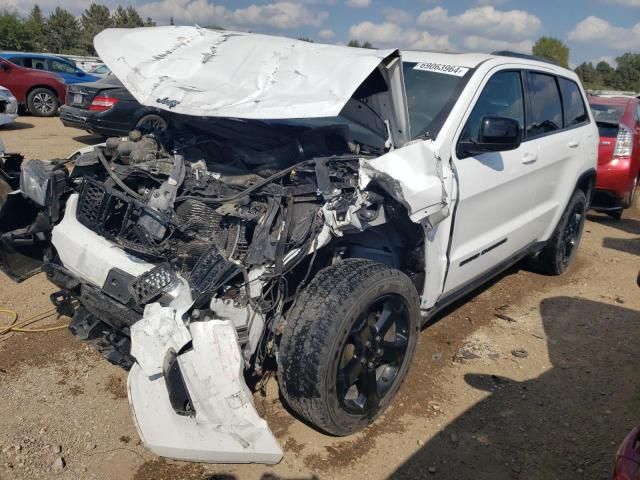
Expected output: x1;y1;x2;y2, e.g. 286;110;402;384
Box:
77;179;106;228
189;246;238;300
129;264;178;305
77;178;136;240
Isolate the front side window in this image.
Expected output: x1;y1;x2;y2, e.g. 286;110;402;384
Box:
526;72;562;138
50;59;76;74
558;77;588;127
403;62;469;139
460;70;524;144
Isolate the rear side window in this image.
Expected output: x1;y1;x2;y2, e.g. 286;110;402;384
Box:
50;59;76;74
461;70;524;143
526;72;562;138
31;58;46;70
558;78;588;127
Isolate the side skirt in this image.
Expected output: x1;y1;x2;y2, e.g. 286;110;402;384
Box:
421;240;545;326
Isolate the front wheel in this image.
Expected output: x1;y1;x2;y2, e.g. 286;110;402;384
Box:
27;88;59;117
531;189;587;275
278;259;420;436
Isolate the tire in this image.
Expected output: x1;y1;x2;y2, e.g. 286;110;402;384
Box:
26;88;59;117
135;114;167;132
532;189;587;275
278;259;420;436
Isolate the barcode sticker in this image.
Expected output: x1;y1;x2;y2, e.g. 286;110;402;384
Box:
413;62;469;77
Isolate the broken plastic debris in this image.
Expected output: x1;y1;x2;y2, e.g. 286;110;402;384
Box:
128;308;282;464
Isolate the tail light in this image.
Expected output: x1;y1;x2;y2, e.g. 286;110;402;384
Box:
614;125;633;157
88;95;119;112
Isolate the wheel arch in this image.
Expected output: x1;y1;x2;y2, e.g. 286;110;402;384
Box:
26;84;58;100
575;167;597;206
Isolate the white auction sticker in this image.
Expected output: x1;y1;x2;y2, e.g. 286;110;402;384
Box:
413;62;469;77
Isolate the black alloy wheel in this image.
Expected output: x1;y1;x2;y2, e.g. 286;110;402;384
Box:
337;294;410;415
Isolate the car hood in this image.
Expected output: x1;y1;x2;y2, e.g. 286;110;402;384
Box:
94;26;407;123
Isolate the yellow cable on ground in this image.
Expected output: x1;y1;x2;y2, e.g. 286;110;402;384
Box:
0;307;69;337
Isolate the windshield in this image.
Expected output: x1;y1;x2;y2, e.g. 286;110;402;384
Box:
589;103;625;125
91;64;109;74
403;62;469;139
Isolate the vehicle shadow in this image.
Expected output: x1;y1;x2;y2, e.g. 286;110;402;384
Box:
390;296;640;479
0;121;34;131
602;237;640;256
587;212;640;235
72;133;105;145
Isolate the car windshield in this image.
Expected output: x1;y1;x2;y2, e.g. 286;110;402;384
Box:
91;65;109;74
403;62;469;139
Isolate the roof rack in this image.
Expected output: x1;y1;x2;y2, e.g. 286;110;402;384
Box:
491;51;560;66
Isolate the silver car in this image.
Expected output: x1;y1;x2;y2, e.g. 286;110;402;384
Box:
0;86;18;126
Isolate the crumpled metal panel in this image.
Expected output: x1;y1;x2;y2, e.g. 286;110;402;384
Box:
128;306;283;464
94;26;398;120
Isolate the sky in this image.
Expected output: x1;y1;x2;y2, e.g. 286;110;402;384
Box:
3;0;640;67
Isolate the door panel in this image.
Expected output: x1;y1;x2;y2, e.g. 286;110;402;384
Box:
443;70;538;294
526;74;591;240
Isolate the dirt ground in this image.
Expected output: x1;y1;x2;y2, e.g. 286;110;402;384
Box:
0;117;638;480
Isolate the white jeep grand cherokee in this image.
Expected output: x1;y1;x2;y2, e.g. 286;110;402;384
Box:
0;27;597;463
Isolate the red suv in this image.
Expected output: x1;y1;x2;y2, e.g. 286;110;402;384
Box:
589;95;640;219
0;57;66;117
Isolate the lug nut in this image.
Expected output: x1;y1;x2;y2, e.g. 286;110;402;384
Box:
375;336;381;342
367;362;374;369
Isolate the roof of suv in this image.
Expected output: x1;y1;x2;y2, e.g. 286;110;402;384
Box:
402;50;576;77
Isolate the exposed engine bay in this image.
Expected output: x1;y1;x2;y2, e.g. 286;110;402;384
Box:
58;117;425;366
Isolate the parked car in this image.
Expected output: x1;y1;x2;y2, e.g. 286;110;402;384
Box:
0;86;18;126
0;52;100;84
0;28;598;464
0;57;66;116
589;96;640;219
60;76;169;137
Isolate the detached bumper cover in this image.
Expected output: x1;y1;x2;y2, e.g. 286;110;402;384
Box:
129;304;283;463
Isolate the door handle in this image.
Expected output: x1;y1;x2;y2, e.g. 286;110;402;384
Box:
568;140;580;148
522;152;538;164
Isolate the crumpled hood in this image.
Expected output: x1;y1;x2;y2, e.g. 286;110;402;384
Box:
94;26;400;120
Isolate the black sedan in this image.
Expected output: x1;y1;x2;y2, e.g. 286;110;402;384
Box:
60;76;169;137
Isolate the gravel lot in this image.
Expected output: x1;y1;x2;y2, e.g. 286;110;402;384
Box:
0;117;638;480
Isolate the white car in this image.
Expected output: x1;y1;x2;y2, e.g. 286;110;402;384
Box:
0;28;598;464
0;86;18;126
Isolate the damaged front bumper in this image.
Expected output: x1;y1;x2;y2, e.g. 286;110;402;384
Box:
52;194;283;463
129;305;282;463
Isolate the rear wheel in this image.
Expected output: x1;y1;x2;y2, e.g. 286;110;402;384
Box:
27;88;59;117
135;114;167;132
278;259;420;436
531;189;587;275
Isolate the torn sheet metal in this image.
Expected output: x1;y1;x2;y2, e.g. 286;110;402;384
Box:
128;306;282;464
359;140;450;224
94;26;399;120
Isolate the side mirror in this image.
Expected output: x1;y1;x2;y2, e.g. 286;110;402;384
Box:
0;63;11;72
459;115;522;158
77;70;85;77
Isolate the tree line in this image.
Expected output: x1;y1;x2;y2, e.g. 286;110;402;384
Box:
0;4;155;56
532;36;639;92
